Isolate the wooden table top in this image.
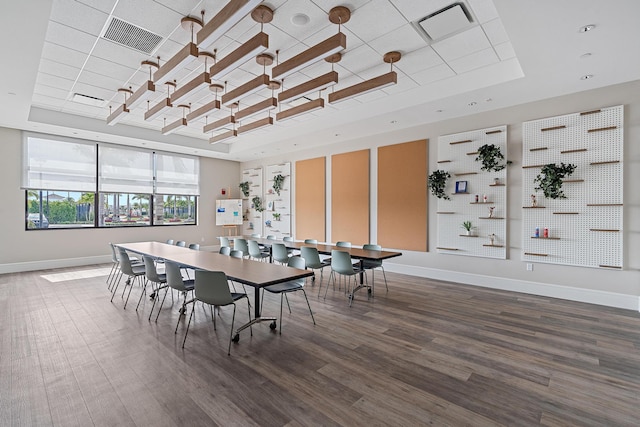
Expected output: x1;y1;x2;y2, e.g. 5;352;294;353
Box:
240;237;403;261
116;241;313;288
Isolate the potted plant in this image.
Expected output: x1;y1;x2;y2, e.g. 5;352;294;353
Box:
272;174;285;196
534;163;577;199
428;169;451;200
272;212;281;221
252;196;265;212
239;181;250;198
461;220;473;236
475;144;511;172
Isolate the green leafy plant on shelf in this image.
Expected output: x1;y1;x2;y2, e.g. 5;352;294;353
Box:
272;212;281;221
272;174;285;196
461;220;473;235
428;169;451;200
252;196;265;212
239;181;250;198
534;163;577;199
475;144;512;172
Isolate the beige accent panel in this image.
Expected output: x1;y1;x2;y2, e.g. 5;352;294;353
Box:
295;157;325;240
331;150;369;245
378;140;428;251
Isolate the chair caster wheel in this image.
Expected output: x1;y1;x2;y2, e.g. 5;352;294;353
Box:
232;334;240;343
269;321;277;330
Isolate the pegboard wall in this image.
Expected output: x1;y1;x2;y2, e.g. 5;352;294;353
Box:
264;163;291;239
241;167;263;236
436;125;508;259
521;105;623;269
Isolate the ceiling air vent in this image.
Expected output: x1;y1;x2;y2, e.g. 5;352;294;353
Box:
416;3;473;42
72;93;107;107
102;17;163;54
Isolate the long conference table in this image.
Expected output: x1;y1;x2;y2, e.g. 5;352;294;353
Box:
115;241;314;339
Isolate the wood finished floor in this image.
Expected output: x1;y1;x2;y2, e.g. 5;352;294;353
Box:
1;265;639;427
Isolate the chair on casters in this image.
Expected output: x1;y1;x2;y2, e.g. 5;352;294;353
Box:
188;243;200;250
262;256;315;334
155;261;195;333
175;241;186;247
362;244;388;296
271;243;290;265
182;270;251;355
327;250;363;306
300;246;330;288
248;240;270;262
140;255;167;318
111;247;146;309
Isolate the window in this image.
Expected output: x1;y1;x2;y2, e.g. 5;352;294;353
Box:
23;135;200;230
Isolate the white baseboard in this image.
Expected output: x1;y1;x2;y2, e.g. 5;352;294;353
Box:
0;255;112;274
384;262;640;312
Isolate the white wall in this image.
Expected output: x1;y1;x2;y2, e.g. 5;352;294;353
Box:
0;127;241;273
241;80;640;311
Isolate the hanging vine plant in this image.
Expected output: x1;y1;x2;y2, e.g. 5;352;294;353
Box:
475;144;511;172
239;181;250;198
272;174;285;195
534;163;577;199
252;196;265;212
428;169;451;200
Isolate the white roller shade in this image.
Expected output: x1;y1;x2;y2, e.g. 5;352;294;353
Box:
99;145;154;193
155;152;200;195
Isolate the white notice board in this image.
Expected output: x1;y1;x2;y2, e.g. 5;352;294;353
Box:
216;199;242;225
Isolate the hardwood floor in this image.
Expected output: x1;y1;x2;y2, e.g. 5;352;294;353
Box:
1;265;639;426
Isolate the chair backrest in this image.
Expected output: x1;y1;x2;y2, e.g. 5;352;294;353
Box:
336;241;351;248
304;239;318;244
248;240;263;257
194;270;234;306
109;243;119;263
219;246;231;255
287;256;305;269
300;246;322;268
272;243;290;264
266;235;276;240
143;255;162;282
166;239;174;245
219;236;230;247
251;233;261;238
283;236;294;242
363;244;382;251
188;243;200;250
230;249;243;259
234;238;249;256
117;247;137;276
165;261;189;292
331;250;356;275
175;241;186;247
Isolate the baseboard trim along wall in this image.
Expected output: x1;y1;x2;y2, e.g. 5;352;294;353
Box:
0;255;112;275
384;262;640;312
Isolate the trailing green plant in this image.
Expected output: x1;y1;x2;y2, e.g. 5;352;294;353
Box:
534;163;577;199
461;220;473;232
252;196;264;212
239;181;250;198
428;169;451;200
272;174;285;195
475;144;511;172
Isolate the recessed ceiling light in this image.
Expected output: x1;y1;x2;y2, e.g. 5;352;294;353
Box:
579;24;595;33
436;109;443;113
335;133;340;137
468;101;477;106
390;120;398;124
485;98;492;102
580;74;593;80
580;52;592;58
8;92;16;96
291;13;310;26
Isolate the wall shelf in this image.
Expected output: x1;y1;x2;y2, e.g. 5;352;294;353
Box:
470;202;493;204
586;203;623;207
437;211;455;214
483;244;504;247
541;125;566;132
523;206;546;209
436;247;459;251
455;172;478;176
522;164;545;169
459;234;478;237
479;217;504;219
590;160;620;166
451;192;469;195
449;139;472;145
562;179;584;183
489;183;505;187
437;160;452;163
580;109;601;116
589;229;619;232
531;236;561;240
599;265;622;269
524;252;548;257
561;148;587;154
466;151;479;156
553;212;579;215
587;125;617;133
486;129;503;135
530;147;548;152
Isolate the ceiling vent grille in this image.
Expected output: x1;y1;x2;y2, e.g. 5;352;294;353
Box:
102;17;163;54
415;2;473;42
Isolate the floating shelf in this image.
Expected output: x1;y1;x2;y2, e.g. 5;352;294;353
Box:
589;229;619;232
580;109;601;116
587;125;617;133
437;247;459;251
530;147;548;152
486;129;503;135
489;183;505;187
470;202;493;204
449;139;472;145
455;172;478;176
479;217;504;219
523;206;546;209
524;252;548;257
531;236;561;240
466;151;479;155
561;148;587;154
599;265;622;269
459;234;478;237
437;211;455;214
451;192;469;195
522;164;545;169
541;125;566;132
553;212;579;215
586;203;623;207
590;160;620;166
437;160;452;163
562;179;584;183
483;244;504;247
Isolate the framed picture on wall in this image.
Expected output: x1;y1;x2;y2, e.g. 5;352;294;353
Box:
455;181;467;193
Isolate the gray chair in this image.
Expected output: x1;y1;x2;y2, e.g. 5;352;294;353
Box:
111;247;146;309
219;246;231;256
155;261;195;333
166;239;175;245
229;250;243;259
219;236;230;248
336;241;351;248
266;235;276;240
300;246;330;287
140;255;167;318
304;239;318;244
233;238;249;258
107;243;141;290
250;233;261;238
282;236;296;255
188;243;200;250
175;240;186;247
327;249;362;306
248;240;270;262
362;244;388;295
182;270;251;355
271;243;290;265
262;256;315;334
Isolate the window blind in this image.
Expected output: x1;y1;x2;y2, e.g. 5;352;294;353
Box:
155;151;200;195
99;145;154;193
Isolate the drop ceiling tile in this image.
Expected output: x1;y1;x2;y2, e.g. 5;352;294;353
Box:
494;41;516;61
45;21;98;54
351;89;388;103
300;25;363;54
38;59;81;81
153;0;201;16
36;72;75;91
34;84;70;100
395;46;443;74
382;69;419;94
431;26;490;62
111;0;183;39
91;39;153;69
345;0;407;42
311;0;372;14
388;0;453;22
270;0;329;40
77;0;118;14
448;47;499;74
50;0;109;36
482;18;509;45
467;0;499;24
77;69;126;91
367;24;427;56
41;42;89;69
32;93;66;109
339;44;382;74
72;83;115;103
411;63;455;85
60;102;106;117
84;56;138;83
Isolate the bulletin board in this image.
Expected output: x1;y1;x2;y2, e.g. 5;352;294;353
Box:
295;157;326;241
215;199;242;225
331;149;369;245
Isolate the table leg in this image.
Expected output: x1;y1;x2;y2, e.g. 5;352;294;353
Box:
233;286;277;338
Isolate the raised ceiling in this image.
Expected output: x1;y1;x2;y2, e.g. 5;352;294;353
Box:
1;0;639;161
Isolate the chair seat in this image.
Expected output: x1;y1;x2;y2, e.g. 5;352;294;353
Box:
230;292;247;302
156;273;167;282
307;258;331;269
131;265;146;275
264;279;305;293
183;279;195;291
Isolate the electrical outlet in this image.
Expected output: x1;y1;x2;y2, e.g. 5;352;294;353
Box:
526;263;533;271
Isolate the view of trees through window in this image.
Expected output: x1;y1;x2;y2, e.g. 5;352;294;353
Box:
27;190;95;229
